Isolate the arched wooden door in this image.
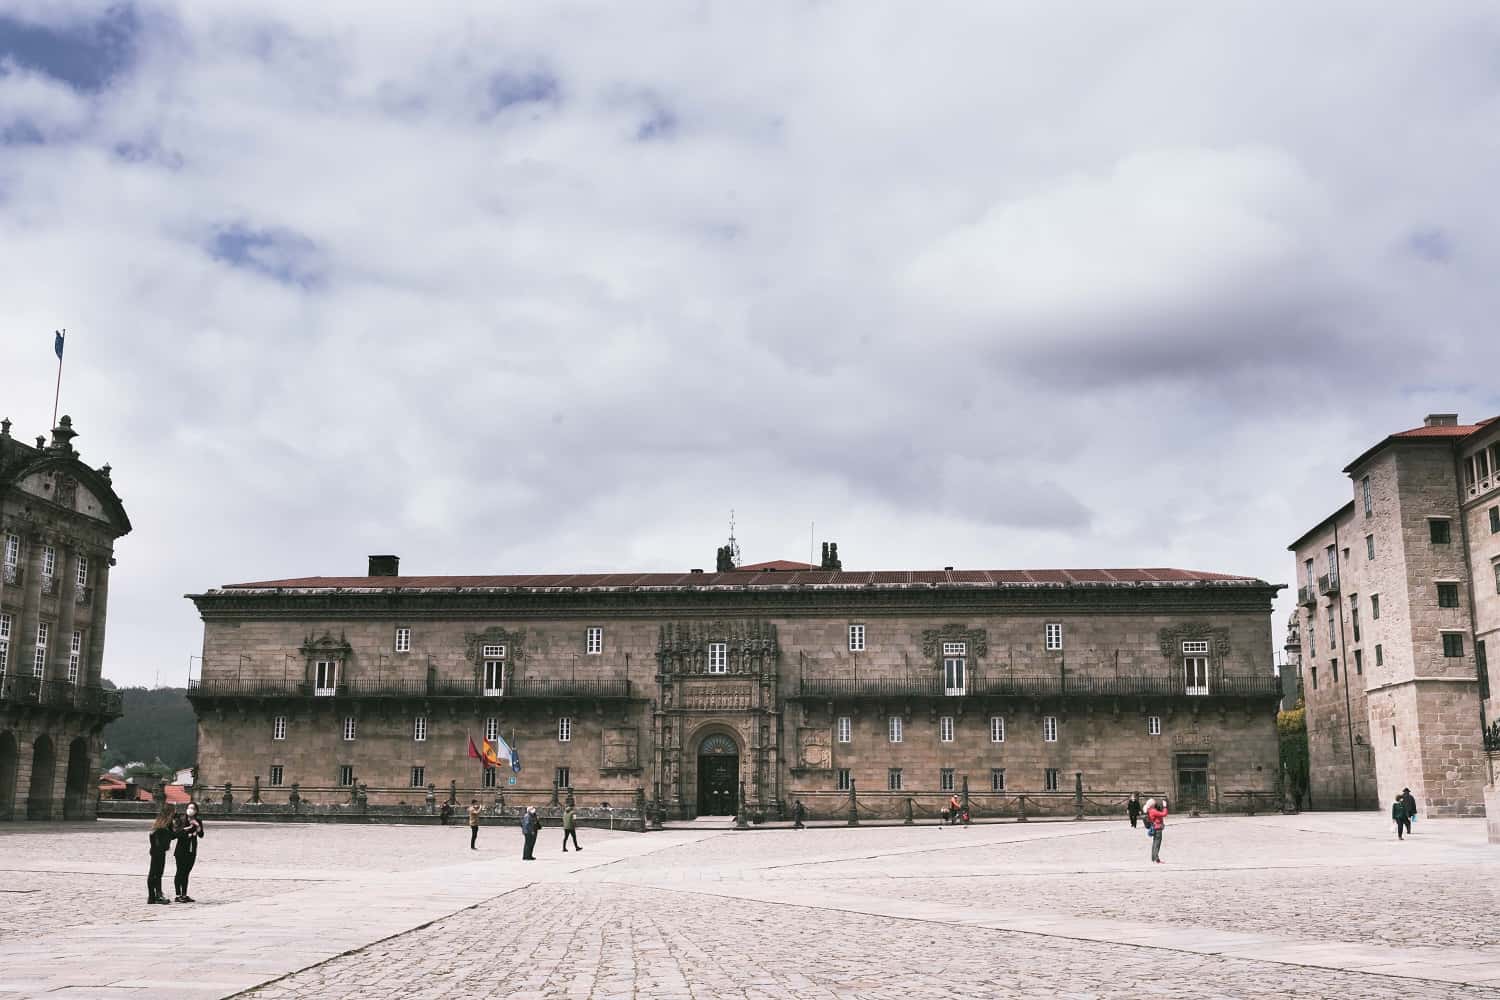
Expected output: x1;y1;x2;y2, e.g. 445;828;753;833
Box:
696;734;738;816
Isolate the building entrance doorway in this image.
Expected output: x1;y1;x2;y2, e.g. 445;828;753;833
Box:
1175;753;1210;813
696;734;738;816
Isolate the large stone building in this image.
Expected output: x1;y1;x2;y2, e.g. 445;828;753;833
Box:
187;555;1283;818
1289;412;1499;817
0;416;128;820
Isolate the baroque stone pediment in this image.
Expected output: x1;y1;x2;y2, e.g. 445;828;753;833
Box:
463;626;527;661
657;620;778;655
299;632;351;658
1158;622;1230;658
920;624;988;659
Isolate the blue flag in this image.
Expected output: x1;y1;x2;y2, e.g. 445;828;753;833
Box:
509;740;522;774
54;330;64;360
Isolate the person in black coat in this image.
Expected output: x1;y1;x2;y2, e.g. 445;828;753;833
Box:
147;803;177;905
173;802;206;902
1127;794;1142;828
521;805;541;860
1401;788;1418;831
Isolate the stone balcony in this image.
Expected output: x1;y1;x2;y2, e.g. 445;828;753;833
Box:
0;676;123;719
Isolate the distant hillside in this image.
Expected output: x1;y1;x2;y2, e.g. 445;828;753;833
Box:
102;687;196;770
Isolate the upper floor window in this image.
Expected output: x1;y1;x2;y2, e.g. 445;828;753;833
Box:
1366;535;1375;560
990;716;1005;743
942;652;966;696
1310;666;1318;690
1442;632;1466;658
2;533;17;567
483;659;504;696
1437;583;1460;609
1042;716;1058;742
314;659;338;696
1044;623;1063;651
848;624;865;652
76;555;88;588
1308;623;1316;657
413;716;427;742
888;716;903;743
1349;598;1361;642
67;630;81;684
1361;476;1372;516
1184;655;1209;695
269;765;285;787
272;715;287;741
485;716;499;741
586;627;603;655
338;765;353;787
836;716;851;743
33;622;48;676
1371;595;1380;620
558;717;572;742
41;545;55;578
1304;558;1315;587
0;613;10;673
1327;608;1336;648
1429;518;1451;545
939;768;955;792
1375;644;1384;666
1491;506;1500;534
939;716;954;742
394;627;411;652
707;642;728;674
481;644;506;659
410;767;425;788
1148;715;1162;736
343;716;357;741
1325;544;1338;582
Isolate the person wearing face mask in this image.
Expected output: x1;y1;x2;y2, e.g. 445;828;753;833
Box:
173;801;206;902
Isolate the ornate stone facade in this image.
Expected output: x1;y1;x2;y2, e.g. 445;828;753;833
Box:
187;561;1281;819
0;417;129;821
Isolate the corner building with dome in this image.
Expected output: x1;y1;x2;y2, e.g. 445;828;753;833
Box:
187;554;1283;820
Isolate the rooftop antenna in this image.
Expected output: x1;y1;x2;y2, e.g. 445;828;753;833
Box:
809;521;814;565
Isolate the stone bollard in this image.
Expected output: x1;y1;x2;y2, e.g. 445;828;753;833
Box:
847;779;860;826
289;783;301;813
1017;794;1028;822
1074;772;1084;821
905;797;914;825
250;775;262;805
425;783;437;814
221;782;233;813
735;781;749;830
962;774;972;826
650;797;664;830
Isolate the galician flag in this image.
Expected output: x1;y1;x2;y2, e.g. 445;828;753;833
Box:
468;734;520;773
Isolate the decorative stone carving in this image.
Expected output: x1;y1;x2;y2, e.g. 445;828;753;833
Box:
463;626;527;662
602;728;639;768
920;625;988;659
797;728;830;769
300;632;352;658
680;681;753;710
657;620;779;660
1158;623;1231;658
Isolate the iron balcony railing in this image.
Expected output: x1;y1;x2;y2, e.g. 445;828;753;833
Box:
1297;585;1318;607
186;677;635;701
793;673;1281;701
0;675;123;716
1318;572;1340;596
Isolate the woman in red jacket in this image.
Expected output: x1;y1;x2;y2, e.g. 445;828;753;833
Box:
1146;797;1168;864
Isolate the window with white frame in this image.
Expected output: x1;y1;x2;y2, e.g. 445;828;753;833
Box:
269;765;284;787
314;659;338;696
482;644;506;660
343;716;357;741
338;765;353;787
942;642;966;696
836;716;851;743
836;768;851;791
991;768;1006;791
939;716;954;742
76;555;88;588
2;534;17;568
413;716;427;742
1182;642;1209;694
1044;768;1060;792
888;716;903;743
707;642;728;674
410;766;425;788
33;622;48;677
586;626;603;655
483;658;504;696
887;768;902;791
1148;715;1162;736
42;545;55;578
848;624;865;652
482;766;498;788
272;715;287;741
990;715;1005;743
940;767;955;792
1045;623;1063;651
1042;715;1058;742
67;630;81;684
0;612;9;678
485;716;499;741
558;717;572;742
394;627;411;653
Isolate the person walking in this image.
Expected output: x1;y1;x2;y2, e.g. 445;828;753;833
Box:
1392;794;1410;840
562;803;581;852
146;802;177;905
172;802;205;903
1146;796;1168;864
792;799;806;830
1127;794;1142;829
468;799;482;850
521;805;539;860
1401;788;1418;832
946;793;962;825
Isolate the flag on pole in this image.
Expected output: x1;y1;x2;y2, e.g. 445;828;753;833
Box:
467;735;483;760
493;733;520;773
54;330;65;360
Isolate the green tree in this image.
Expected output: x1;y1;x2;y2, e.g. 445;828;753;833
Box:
102;687;196;770
1278;698;1310;807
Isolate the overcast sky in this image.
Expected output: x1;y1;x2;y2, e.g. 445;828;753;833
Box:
2;2;1498;688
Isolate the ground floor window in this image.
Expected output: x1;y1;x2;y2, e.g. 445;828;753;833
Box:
410;766;425;788
1044;768;1059;792
269;765;283;787
939;768;955;791
836;768;851;791
991;768;1005;792
888;768;902;791
555;767;570;790
337;765;353;787
483;766;498;788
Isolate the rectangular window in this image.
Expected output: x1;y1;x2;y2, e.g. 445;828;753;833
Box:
1042;716;1058;742
1308;623;1316;657
1148;715;1161;736
887;768;902;791
42;545;55;578
1354;649;1363;675
1491;506;1500;534
1044;623;1063;651
273;715;287;741
848;624;865;652
1430;519;1451;544
1478;639;1490;701
1362;476;1372;516
586;627;603;655
2;533;17;567
1310;666;1318;690
555;767;571;790
483;766;498;788
481;644;506;659
314;659;338;696
1327;607;1336;648
67;630;81;684
1181;640;1210;655
1349;598;1360;642
394;626;411;652
990;768;1006;792
76;555;88;588
343;716;357;741
1366;535;1375;560
1305;558;1315;588
558;717;572;742
888;716;903;743
1184;656;1209;695
1331;658;1338;682
990;716;1005;743
939;716;954;742
33;622;48;677
1442;633;1466;658
836;716;851;743
0;612;9;676
336;765;352;787
410;766;425;788
269;765;284;787
707;642;727;674
413;716;427;742
1375;644;1383;666
942;656;966;696
1371;595;1380;620
483;660;504;696
1392;726;1398;747
1326;544;1338;581
1044;768;1060;792
942;641;967;656
836;768;851;791
1494;559;1500;595
1437;583;1460;608
485;717;499;741
939;768;955;792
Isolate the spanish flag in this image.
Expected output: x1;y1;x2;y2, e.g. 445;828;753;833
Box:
468;735;505;770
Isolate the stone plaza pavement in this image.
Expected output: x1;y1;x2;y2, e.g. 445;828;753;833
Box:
1;813;1498;999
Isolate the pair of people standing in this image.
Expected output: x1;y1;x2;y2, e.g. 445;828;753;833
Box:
1392;788;1417;839
146;801;205;904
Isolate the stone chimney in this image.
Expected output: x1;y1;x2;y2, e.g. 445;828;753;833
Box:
368;554;400;577
1423;413;1459;427
49;414;78;454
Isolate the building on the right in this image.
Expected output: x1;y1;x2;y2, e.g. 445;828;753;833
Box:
1289;412;1499;817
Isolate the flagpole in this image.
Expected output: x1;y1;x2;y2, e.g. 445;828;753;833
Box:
51;329;65;429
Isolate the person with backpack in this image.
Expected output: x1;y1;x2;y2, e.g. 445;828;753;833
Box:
1392;794;1410;840
1146;797;1168;863
146;802;177;904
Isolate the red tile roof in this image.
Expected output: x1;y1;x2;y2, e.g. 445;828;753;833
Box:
1343;415;1499;473
216;567;1265;592
735;559;816;571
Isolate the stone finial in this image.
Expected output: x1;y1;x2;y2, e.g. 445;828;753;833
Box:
50;415;77;454
99;464;112;482
0;417;10;438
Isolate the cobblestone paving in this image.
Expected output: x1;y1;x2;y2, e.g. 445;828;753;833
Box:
242;883;1498;1000
0;871;293;940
